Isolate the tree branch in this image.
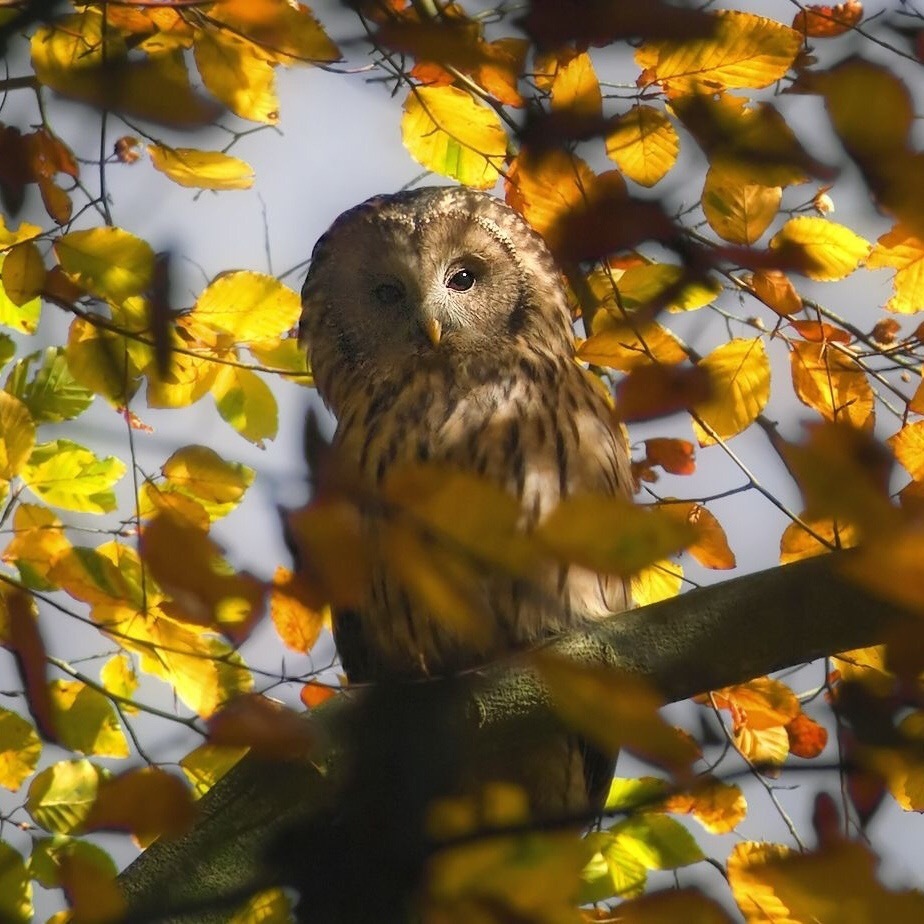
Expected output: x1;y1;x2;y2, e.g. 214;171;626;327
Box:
118;552;902;922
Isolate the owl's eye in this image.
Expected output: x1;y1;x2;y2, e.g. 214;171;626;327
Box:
446;268;475;292
374;282;404;305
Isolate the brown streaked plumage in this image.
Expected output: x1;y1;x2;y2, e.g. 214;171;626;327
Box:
300;186;633;807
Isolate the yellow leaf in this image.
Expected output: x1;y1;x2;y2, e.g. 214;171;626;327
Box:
727;841;797;923
100;653;138;713
692;338;770;445
864;710;924;812
579;321;687;371
631;560;683;607
155;444;254;520
248;336;311;383
1;241;45;306
636;11;801;96
402;86;507;189
65;315;144;405
144;317;225;409
211;365;278;446
735;725;790;766
0;391;35;479
770;216;870;281
714;677;801;730
702;166;781;244
0;708;42;791
179;743;248;798
192;271;301;343
206;0;340;66
605;106;679;187
0;216;42;250
613;262;722;314
662;777;748;835
228;888;294;924
26;759;108;835
867;224;924;314
890;420;924;480
55;227;155;304
1;503;71;589
550;51;601;119
48;680;128;758
661;502;736;569
534;653;698;772
790;341;874;429
833;646;894;696
270;567;325;654
0;257;41;333
779;514;858;563
536;495;695;576
149;145;254;190
0;840;32;923
194;29;279;124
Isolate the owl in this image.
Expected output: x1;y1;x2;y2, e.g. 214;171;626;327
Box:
299;186;633;805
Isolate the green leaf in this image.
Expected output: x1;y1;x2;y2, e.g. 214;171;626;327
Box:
212;365;278;446
0;254;41;333
21;439;126;513
26;759;108;834
580;831;647;903
28;836;117;889
191;271;301;342
48;679;129;758
5;347;94;423
0;708;42;791
0;841;32;924
54;227;155;304
604;776;670;813
610;813;705;870
0;334;16;367
149;145;255;190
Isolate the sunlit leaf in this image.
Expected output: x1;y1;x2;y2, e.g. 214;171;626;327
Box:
608;813;704;870
48;679;128;758
194;29;279;124
787;712;828;759
99;653;138;713
55;227;155;304
402;86;506;188
149;145;255;190
0;391;35;479
0;216;42;250
534;653;699;772
661;502;736;569
1;241;45;305
770;217;870;281
212;365;278;446
21;440;125;513
636;11;801;95
248;336;311;384
84;767;197;845
614;262;722;314
65;315;144;405
662;777;748;834
692;338;770;445
179;743;248;799
867;224;924;314
581;831;647;902
779;514;858;563
793;2;863;37
605;106;679;187
727;841;796;922
0;708;41;791
0;840;32;924
749;269;802;316
26;759;108;834
713;678;801;730
192;271;301;343
631;560;683;607
270;566;325;654
790;341;874;429
154;444;254;520
550;51;601;118
579;321;687;371
702;167;781;245
0;258;41;333
5;346;94;423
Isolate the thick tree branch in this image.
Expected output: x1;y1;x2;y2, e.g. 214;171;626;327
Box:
118;553;903;922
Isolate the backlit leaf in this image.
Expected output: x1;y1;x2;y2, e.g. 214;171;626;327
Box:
661;502;736;569
608;813;704;870
779;514;858;563
212;365;278;446
192;271;301;343
0;840;31;924
727;841;795;922
26;759;107;834
793;2;863;37
270;566;325;654
787;712;828;759
692;338;770;445
0;217;42;250
402;86;507;188
0;259;41;332
149;145;255;190
65;315;143;405
0;708;41;791
154;444;254;520
84;767;197;845
5;346;94;423
713;677;801;730
749;269;802;316
179;743;248;799
228;888;294;924
790;341;874;429
0;391;35;479
615;262;722;314
194;29;279;124
662;777;748;834
631;560;683;606
702;167;781;245
21;440;125;513
100;653;138;712
734;724;790;767
48;679;129;758
55;227;155;304
636;11;801;95
578;321;687;371
549;51;601;119
536;495;695;576
867;224;924;314
605;106;679;187
1;241;45;305
770;217;870;281
890;420;924;480
534;653;699;772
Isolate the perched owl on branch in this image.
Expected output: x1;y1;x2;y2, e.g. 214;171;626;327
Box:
299;186;633;808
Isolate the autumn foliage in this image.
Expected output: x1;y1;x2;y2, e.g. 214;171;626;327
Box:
1;0;924;922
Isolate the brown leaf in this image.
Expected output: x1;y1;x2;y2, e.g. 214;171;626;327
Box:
789;319;852;343
661;501;736;569
792;2;863;38
643;437;696;475
208;693;317;760
787;712;829;758
615;364;712;422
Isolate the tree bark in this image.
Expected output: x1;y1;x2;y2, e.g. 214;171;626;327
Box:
118;552;902;922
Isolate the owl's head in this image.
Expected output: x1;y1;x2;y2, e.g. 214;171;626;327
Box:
300;186;574;413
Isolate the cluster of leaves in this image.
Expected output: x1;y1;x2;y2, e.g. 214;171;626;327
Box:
0;0;923;922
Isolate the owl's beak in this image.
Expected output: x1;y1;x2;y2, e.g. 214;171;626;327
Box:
422;316;442;347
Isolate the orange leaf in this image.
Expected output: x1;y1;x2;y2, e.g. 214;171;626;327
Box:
208;693;316;760
789;319;852;344
300;682;337;709
270;566;325;654
643;438;696;476
615;364;711;422
786;712;828;759
713;677;800;730
661;502;736;569
790;341;874;429
749;269;802;316
792;2;863;38
83;767;197;845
